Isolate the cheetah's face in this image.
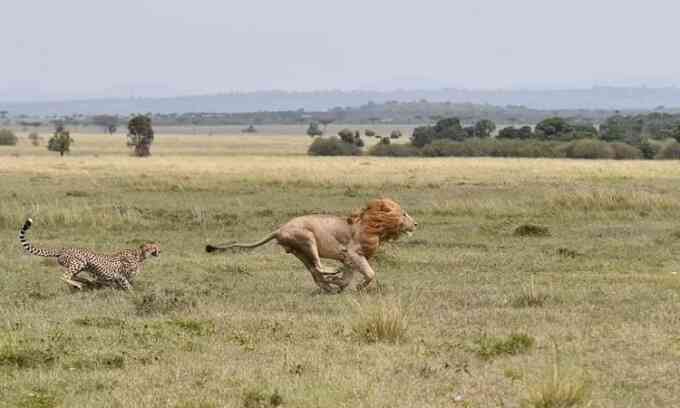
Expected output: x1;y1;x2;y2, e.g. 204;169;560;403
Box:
142;243;161;258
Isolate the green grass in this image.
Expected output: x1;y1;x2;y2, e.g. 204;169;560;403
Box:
1;133;680;406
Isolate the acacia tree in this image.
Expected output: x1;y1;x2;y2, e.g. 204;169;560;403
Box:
127;115;154;157
306;122;323;137
47;124;73;156
92;114;118;135
474;119;496;138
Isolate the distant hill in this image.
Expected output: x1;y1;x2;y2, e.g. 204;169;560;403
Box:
2;86;680;116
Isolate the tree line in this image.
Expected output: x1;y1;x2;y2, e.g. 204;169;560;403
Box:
308;113;680;160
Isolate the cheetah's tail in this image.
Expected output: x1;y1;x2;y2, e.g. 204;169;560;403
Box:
19;218;61;257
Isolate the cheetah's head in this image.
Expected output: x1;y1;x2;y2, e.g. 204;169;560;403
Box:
141;243;161;258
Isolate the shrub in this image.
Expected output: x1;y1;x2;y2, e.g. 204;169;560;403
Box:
639;138;660;159
420;139;563;158
338;129;364;147
308;137;362;156
338;128;355;143
390;129;402;139
0;129;17;145
498;126;534;140
474;119;496;138
369;143;421;157
609;142;642;160
523;344;590;408
47;125;73;156
364;129;376;137
563;139;614;159
411;117;468;147
535;117;574;140
351;296;409;344
655;141;680;159
127;115;155;157
421;139;479;157
306;122;323;137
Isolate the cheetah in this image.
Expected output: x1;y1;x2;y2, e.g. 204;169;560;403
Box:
19;218;160;290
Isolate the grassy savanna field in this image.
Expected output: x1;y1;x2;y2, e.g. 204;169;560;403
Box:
2;129;680;407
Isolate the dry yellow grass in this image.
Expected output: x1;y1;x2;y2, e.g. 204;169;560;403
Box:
2;132;680;407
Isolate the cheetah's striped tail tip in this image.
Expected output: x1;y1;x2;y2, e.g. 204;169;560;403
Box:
205;245;219;253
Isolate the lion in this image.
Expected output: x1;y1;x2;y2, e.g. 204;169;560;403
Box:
205;198;417;292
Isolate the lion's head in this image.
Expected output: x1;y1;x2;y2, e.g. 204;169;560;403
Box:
349;198;417;258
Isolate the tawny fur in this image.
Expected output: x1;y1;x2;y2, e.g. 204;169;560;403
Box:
206;198;416;292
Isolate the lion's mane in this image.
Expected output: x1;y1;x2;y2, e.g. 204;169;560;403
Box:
348;198;405;259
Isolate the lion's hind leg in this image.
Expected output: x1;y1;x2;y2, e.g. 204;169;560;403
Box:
289;250;339;293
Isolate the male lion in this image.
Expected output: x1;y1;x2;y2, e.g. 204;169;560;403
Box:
206;198;416;292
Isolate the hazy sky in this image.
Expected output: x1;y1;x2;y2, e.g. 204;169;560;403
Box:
1;0;679;101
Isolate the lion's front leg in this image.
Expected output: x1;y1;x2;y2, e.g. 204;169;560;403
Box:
324;264;354;292
347;251;375;291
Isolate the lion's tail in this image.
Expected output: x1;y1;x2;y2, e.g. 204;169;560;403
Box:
205;232;278;253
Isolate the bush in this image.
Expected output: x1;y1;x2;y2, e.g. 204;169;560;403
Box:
655;141;680;159
364;129;376;137
306;122;323;137
420;139;564;158
0;129;17;145
640;138;661;159
47;125;73;156
351;296;409;344
127;115;155;157
308;137;362;156
609;142;642;160
535;117;574;140
338;129;364;147
421;139;480;157
474;119;496;138
411;117;468;147
369;143;421;157
563;139;614;159
338;128;354;142
390;130;402;139
498;126;534;140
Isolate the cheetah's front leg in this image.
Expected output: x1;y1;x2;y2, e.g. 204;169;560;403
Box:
115;276;133;291
61;262;86;289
